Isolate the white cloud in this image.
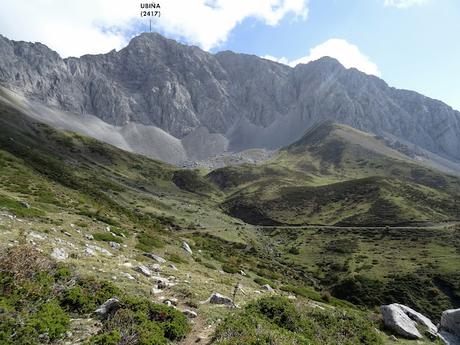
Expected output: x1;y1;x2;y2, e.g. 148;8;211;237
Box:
0;0;308;57
263;39;381;76
383;0;428;9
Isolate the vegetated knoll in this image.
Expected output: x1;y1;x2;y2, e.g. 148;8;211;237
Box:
218;122;460;226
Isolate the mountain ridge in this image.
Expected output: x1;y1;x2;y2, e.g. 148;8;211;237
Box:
0;32;459;167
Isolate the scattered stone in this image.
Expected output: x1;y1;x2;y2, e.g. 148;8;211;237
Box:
164;298;178;306
389;335;398;342
182;241;193;255
151;287;162;295
64;231;72;237
208;292;234;306
145;253;166;263
134;265;152;277
20;201;30;208
183;309;198;318
29;231;46;240
152;264;162;272
121;272;136;280
262;284;274;292
51;247;68;260
85;234;94;240
239;270;246;276
84;248;96;256
109;241;121;249
381;304;437;339
86;244;112;257
95;298;120;316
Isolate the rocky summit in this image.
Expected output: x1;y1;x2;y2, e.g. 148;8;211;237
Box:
0;32;459;166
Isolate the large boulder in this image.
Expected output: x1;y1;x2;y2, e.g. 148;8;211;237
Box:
441;309;460;338
95;297;120;316
209;292;234;306
381;303;437;339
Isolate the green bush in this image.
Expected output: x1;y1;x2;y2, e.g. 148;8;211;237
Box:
26;301;70;341
254;277;274;287
93;232;123;243
166;253;188;264
222;264;239;274
61;278;121;314
213;297;383;345
136;233;165;252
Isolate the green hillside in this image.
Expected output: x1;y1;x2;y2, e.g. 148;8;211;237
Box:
1;101;459;344
213;122;460;226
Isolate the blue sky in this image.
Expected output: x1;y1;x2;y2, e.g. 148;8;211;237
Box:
0;0;458;110
216;0;460;111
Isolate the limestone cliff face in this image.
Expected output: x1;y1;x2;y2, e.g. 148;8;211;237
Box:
0;32;459;163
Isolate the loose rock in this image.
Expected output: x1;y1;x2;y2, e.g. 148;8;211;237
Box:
381;303;437;339
95;297;120;316
51;247;68;260
145;253;166;263
208;292;234;306
134;265;152;277
183;309;198;318
182;241;193;255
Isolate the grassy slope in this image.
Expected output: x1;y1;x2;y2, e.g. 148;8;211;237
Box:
0;101;458;344
213;122;460;226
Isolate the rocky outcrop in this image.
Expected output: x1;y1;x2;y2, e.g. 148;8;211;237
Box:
0;33;459;165
441;309;460;337
95;298;120;316
440;309;460;344
208;292;234;306
381;303;437;339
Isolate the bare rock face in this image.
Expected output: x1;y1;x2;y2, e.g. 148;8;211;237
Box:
381;303;437;339
1;33;459;165
441;309;460;338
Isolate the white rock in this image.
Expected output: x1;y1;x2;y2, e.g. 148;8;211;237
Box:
122;272;136;280
262;284;274;292
145;253;166;263
84;248;96;256
152;264;162;272
182;241;193;255
51;247;68;260
183;309;198;318
85;234;94;240
29;232;46;240
134;265;152;277
208;292;234;306
95;298;120;316
381;304;437;339
164;298;178;306
109;241;121;249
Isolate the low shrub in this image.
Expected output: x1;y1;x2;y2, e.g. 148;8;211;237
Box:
136;232;165;252
93;232;123;243
213;296;383;345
